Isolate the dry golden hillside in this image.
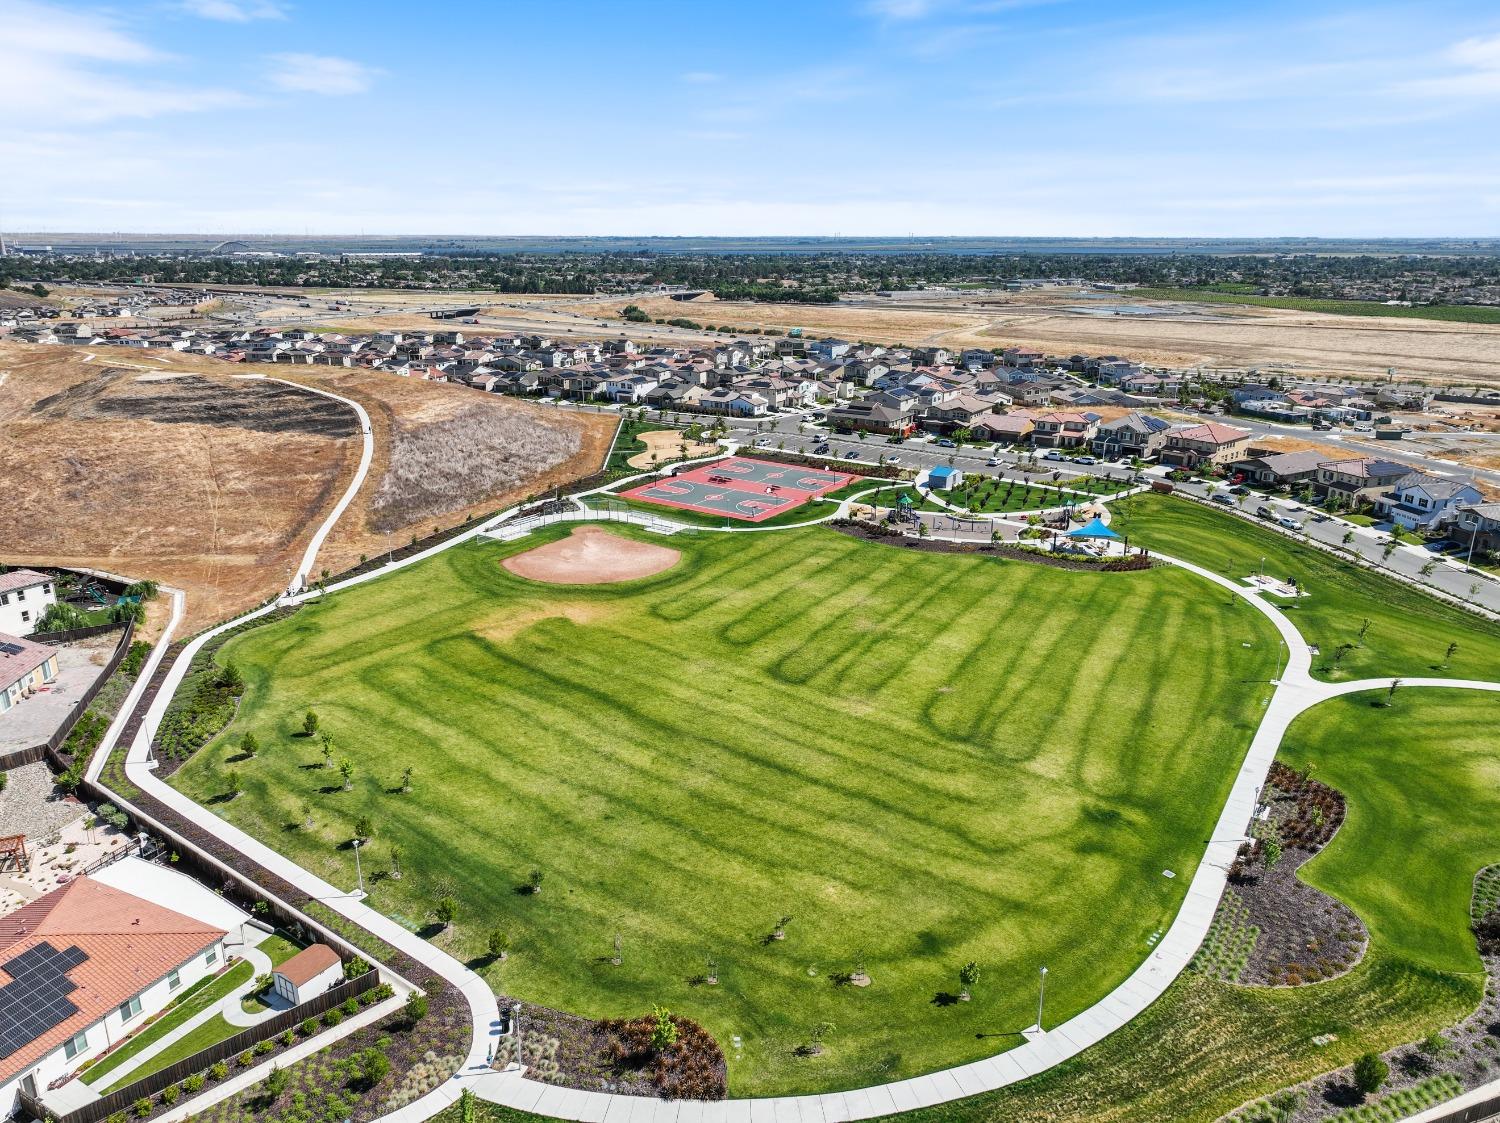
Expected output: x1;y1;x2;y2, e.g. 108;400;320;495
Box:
0;344;613;629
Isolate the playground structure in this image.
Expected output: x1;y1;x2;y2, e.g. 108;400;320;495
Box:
0;833;30;873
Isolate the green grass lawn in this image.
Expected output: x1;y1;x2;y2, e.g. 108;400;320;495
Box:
1109;493;1500;681
169;524;1279;1096
90;961;253;1090
868;485;1086;516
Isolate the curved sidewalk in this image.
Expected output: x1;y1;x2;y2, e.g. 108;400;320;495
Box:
91;450;1500;1123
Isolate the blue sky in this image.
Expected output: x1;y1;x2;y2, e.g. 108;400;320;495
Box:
4;0;1500;235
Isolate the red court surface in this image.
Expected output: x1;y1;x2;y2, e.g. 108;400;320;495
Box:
621;457;856;523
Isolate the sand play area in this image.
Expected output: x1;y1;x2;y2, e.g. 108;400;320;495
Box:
501;525;681;584
627;429;719;469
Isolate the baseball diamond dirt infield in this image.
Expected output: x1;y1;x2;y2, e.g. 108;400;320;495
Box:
622;456;854;522
500;525;681;584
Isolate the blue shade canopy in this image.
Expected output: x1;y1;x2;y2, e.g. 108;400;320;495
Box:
1066;516;1122;540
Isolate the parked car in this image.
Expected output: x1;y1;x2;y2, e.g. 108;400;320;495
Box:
1276;515;1301;530
936;438;957;448
986;456;1002;466
1211;493;1235;506
1230;485;1250;496
1076;455;1098;466
1257;505;1275;519
887;455;902;464
1043;450;1065;461
814;444;830;454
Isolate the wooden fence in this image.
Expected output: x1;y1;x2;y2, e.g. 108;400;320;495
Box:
19;971;380;1123
30;620;127;645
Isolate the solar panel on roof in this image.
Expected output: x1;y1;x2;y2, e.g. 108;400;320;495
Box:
0;942;89;1059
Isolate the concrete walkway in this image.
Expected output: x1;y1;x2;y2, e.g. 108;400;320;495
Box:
85;437;1500;1123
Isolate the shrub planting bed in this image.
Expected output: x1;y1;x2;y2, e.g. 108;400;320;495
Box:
1196;765;1368;987
491;1004;726;1100
1222;865;1500;1123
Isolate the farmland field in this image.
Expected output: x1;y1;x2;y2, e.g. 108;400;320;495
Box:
169;524;1282;1095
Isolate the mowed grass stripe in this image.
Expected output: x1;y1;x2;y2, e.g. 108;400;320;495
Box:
171;526;1280;1096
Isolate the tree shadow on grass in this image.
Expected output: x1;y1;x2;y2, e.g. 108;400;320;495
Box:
317;784;345;795
930;992;961;1007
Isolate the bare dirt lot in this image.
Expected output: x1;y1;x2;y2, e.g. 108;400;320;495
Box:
570;290;1500;386
0;344;614;629
500;525;681;584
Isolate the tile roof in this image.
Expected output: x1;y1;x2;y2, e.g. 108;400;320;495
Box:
0;632;57;690
0;570;52;597
0;878;226;1084
1175;422;1251;445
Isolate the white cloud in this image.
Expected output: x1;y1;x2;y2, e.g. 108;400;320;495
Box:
177;0;289;21
1399;34;1500;97
0;0;252;123
3;0;159;60
265;53;379;95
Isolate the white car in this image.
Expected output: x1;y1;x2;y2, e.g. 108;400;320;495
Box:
985;456;1002;466
1043;450;1065;461
887;455;902;464
1276;515;1301;530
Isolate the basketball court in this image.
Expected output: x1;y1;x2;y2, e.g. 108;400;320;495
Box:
622;457;854;523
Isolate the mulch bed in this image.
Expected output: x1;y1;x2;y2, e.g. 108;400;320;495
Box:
493;1002;726;1100
1226;866;1500;1123
1219;763;1369;987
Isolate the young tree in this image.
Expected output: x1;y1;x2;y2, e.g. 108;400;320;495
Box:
300;802;314;830
1384;678;1403;707
339;759;355;791
404;991;428;1027
353;815;374;842
303;710;320;737
808;1020;834;1055
958;961;979;1001
240;732;259;759
1353;1052;1389;1098
1443;641;1459;668
389;845;402;880
433;896;457;931
358;1048;390;1089
319;731;334;768
651;1005;679;1051
264;1064;289;1100
225;769;243;799
527;868;544;895
1357;618;1372;646
773;915;792;941
487;929;510;962
401;766;414;793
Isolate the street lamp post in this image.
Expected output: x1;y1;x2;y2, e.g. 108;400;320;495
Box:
1035;965;1048;1033
513;1002;523;1070
351;839;364;896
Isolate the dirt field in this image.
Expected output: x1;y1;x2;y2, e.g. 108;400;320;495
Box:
0;343;614;629
627;429;720;469
500;525;681;584
569;291;1500;386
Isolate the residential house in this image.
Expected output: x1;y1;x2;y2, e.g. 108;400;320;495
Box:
825;400;916;436
1160;422;1252;468
696;388;768;417
1314;457;1411;507
1;632;60;714
0;570;57;636
1377;471;1484;531
0;879;229;1118
1448;502;1500;556
1030;411;1098;449
1091;412;1172;460
924;393;993;432
1226;449;1327;488
971;412;1034;444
